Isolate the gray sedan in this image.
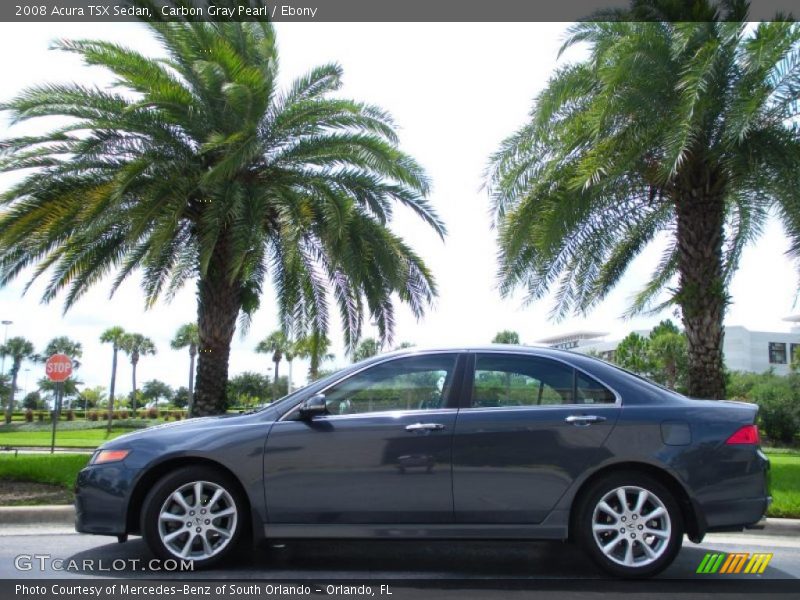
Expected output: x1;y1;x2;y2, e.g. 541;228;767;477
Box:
74;345;770;578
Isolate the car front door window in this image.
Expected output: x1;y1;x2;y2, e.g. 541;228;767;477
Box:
323;354;457;415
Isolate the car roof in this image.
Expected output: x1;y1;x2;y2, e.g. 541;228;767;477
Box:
368;343;584;360
362;344;685;404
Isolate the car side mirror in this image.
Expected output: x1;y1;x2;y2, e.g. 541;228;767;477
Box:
299;393;328;419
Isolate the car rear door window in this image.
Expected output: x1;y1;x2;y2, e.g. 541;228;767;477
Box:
472;354;575;407
576;371;616;404
472;354;616;407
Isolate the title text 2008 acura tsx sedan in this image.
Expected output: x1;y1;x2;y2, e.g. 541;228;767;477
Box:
75;345;770;578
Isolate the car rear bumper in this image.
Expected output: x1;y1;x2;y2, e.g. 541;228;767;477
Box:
690;447;770;537
704;495;772;532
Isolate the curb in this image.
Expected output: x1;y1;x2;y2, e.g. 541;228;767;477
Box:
751;517;800;536
0;505;75;525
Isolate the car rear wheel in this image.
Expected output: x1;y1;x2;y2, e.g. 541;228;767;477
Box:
577;472;683;578
141;466;245;568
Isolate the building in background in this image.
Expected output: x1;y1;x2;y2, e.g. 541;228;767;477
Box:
537;317;800;375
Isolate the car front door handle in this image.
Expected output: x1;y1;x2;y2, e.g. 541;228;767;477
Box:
565;415;607;425
405;423;446;432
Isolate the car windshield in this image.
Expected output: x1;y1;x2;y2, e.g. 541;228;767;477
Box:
248;366;349;412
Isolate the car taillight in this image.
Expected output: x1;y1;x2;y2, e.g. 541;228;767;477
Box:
725;424;760;445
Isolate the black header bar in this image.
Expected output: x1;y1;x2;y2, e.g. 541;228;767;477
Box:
3;0;800;23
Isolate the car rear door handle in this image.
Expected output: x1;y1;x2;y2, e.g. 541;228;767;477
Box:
565;415;607;425
405;423;446;432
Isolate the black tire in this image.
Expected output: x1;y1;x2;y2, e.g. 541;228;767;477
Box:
576;471;683;578
141;466;246;568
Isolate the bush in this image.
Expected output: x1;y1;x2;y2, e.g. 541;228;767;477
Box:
88;411;98;422
758;397;800;445
750;376;800;445
37;411;44;422
66;409;75;421
120;410;129;420
173;411;183;421
147;407;158;420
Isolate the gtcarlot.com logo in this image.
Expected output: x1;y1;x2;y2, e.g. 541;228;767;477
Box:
14;554;194;572
696;552;773;574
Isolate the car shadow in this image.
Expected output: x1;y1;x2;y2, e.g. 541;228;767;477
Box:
63;537;601;579
61;537;798;591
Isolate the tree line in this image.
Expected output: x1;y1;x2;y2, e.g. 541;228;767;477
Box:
0;324;404;422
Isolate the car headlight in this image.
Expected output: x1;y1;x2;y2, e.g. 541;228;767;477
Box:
90;449;130;465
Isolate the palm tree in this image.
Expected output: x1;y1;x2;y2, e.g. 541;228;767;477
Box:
256;331;289;400
100;327;126;431
0;12;444;416
492;330;520;345
0;337;36;424
170;323;199;416
295;331;334;381
285;337;298;394
393;342;415;350
42;336;83;370
353;337;381;362
487;2;800;398
120;333;156;413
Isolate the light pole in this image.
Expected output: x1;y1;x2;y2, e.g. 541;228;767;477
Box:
0;320;12;376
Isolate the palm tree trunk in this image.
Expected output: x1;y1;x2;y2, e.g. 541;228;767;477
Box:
194;237;242;416
4;362;19;425
666;360;677;390
106;347;117;433
131;360;137;413
188;347;196;417
273;360;280;400
675;185;726;399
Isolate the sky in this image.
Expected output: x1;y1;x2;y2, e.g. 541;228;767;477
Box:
0;21;798;397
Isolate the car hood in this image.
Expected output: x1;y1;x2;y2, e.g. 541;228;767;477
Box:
100;411;275;449
108;417;219;443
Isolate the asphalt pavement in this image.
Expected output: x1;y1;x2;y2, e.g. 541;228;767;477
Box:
1;525;799;587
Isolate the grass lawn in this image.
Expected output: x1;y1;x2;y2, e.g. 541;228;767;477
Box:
0;428;131;448
0;453;89;489
767;453;800;518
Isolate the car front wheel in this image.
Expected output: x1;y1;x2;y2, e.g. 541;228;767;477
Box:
141;466;245;568
577;472;683;578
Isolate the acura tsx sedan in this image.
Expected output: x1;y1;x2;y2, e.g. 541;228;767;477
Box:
75;345;770;577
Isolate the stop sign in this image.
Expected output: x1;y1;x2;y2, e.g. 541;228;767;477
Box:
45;353;73;382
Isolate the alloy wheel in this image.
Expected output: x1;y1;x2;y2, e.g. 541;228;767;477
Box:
590;485;671;568
157;480;238;560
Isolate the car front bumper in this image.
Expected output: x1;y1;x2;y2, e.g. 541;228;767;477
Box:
74;463;136;536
